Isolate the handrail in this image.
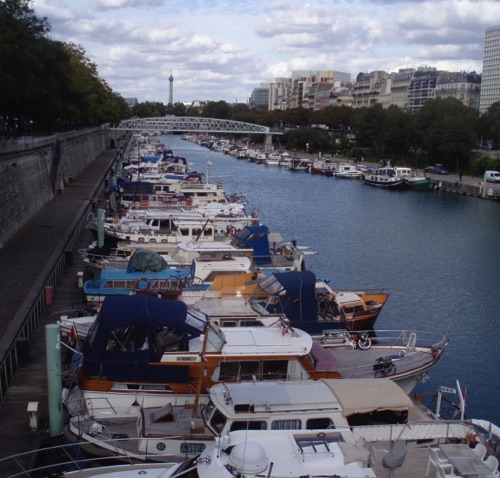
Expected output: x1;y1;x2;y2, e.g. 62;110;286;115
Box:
0;135;129;404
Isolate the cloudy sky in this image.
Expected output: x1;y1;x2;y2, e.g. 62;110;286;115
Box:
33;0;499;105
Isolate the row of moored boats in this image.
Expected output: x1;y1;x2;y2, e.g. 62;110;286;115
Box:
13;132;497;478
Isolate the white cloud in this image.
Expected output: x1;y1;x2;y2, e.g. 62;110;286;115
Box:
33;0;497;103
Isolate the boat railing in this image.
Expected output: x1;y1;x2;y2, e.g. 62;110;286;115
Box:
350;420;495;447
0;436;194;478
324;328;448;351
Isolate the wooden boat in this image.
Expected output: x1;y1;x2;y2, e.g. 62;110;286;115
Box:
199;270;389;332
64;377;430;462
65;293;448;416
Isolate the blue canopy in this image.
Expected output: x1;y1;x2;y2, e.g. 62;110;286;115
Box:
231;225;272;265
258;271;318;323
82;295;206;382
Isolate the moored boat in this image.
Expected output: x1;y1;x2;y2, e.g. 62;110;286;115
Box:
364;166;412;189
64;377;437;463
334;163;364;179
404;174;433;191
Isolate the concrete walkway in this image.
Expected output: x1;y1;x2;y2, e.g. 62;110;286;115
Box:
0;146;117;474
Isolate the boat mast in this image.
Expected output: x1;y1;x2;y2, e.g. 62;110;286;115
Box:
193;323;211;413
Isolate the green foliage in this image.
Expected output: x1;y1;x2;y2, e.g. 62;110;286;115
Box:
0;0;130;135
202;100;232;119
478;101;500;149
414;97;478;166
132;101;167;118
469;155;500;176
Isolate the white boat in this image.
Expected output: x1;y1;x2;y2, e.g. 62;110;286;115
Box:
334;163;364;179
65;377;424;463
288;158;312;172
90;210;255;245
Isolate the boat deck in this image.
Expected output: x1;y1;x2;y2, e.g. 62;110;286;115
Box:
330;346;438;380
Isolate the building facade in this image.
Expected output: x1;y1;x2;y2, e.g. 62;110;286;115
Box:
435;72;481;109
480;25;500;114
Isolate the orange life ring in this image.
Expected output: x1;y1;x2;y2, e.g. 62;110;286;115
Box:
135;277;151;291
186;197;193;206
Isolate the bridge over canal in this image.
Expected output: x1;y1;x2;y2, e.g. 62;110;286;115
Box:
111;116;282;145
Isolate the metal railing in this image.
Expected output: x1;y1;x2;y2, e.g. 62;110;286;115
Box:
0;134;129;403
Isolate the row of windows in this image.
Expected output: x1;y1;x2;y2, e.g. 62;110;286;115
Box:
483;58;500;67
485;29;500;40
482;72;500;82
484;48;500;58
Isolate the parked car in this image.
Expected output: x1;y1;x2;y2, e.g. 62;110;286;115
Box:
424;164;449;175
485;170;500;183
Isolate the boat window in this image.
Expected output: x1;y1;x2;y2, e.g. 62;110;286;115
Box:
203;400;216;422
230;421;267;431
271;419;301;430
306;418;334;429
240;320;264;327
217;361;260;381
180;443;206;454
262;360;289;380
209;409;228;434
180;228;190;236
105;326;135;351
151;327;189;353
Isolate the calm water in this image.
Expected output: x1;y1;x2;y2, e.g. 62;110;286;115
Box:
164;134;500;425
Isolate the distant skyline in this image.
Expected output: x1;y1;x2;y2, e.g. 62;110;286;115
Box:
34;0;499;104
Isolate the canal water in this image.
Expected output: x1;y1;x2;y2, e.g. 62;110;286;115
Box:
164;134;500;426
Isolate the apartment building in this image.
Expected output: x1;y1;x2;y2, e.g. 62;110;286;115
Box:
351;71;390;108
435;72;481;109
406;68;441;113
479;25;500;114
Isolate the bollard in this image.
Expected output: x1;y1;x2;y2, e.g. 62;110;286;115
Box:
45;286;53;305
27;401;39;431
77;271;84;288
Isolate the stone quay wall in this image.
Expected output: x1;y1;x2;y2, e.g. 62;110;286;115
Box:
0;127;112;248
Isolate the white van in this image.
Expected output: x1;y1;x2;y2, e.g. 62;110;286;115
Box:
485;170;500;183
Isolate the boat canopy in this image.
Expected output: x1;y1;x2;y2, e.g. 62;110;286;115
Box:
82;295;207;382
231;225;272;265
257;271;317;323
323;378;416;419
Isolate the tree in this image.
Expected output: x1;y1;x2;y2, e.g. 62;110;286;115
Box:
415;97;478;170
131;101;166;118
202;100;232;119
0;0;130;135
478;102;500;150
